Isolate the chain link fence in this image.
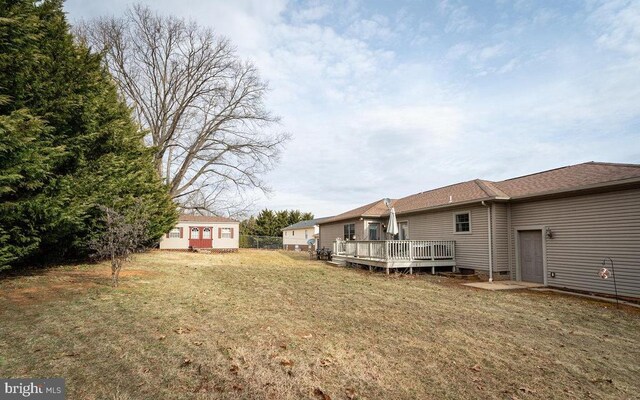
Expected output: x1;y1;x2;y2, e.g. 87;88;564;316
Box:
240;235;283;250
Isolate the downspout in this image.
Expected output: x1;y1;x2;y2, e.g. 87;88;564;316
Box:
482;201;493;283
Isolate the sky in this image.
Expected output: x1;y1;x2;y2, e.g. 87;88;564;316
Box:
64;0;640;217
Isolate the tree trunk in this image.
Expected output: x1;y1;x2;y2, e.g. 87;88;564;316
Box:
111;259;122;287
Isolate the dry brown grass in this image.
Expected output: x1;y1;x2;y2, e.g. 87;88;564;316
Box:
1;250;639;399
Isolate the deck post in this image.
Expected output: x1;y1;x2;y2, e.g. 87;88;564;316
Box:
410;267;413;275
368;242;372;258
386;267;389;275
432;266;435;275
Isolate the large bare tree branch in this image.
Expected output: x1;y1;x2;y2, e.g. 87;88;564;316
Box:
76;4;289;216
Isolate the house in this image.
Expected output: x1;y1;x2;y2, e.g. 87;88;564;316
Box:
282;217;330;251
319;162;640;299
159;214;239;251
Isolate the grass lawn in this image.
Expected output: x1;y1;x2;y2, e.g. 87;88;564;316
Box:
1;250;639;399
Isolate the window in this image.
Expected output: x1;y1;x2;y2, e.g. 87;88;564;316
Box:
168;228;181;238
454;212;471;233
344;223;355;240
190;227;200;239
202;227;211;239
398;222;409;240
221;228;232;238
368;222;380;240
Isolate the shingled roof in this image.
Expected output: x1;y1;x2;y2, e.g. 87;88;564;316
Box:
321;199;397;224
392;179;509;214
282;217;332;230
319;162;640;223
494;162;640;198
178;214;238;223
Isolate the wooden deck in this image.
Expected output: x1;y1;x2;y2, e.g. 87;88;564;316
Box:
332;240;456;274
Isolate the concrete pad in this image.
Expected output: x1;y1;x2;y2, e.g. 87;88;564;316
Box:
463;281;544;291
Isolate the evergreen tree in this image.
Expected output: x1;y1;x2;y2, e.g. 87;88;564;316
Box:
249;209;315;237
239;216;257;236
287;210;302;227
255;209;277;237
0;0;176;269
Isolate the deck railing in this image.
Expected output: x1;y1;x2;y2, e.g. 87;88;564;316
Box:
333;240;455;261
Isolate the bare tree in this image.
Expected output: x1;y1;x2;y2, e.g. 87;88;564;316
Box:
77;5;289;215
90;206;147;287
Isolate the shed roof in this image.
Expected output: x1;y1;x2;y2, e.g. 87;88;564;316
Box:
178;214;238;223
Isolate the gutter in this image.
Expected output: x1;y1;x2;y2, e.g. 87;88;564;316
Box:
482;200;493;283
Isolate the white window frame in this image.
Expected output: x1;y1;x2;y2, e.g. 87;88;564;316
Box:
397;220;409;240
344;223;356;240
168;228;181;238
202;227;212;239
221;227;232;239
453;211;472;234
368;222;381;240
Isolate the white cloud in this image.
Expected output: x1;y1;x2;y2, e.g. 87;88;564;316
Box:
589;0;640;56
353;105;466;145
439;0;482;33
346;15;394;41
290;3;332;23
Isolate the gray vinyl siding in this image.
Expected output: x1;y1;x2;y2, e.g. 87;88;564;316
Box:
492;203;510;272
509;188;640;298
318;219;365;250
401;204;490;271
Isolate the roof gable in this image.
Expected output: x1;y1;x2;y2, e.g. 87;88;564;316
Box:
320;199;396;224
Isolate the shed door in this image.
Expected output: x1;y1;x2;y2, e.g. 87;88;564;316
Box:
519;230;544;283
201;227;213;248
189;227;201;248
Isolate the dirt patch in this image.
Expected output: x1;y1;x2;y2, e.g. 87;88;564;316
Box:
0;267;161;306
60;268;161;278
0;282;98;306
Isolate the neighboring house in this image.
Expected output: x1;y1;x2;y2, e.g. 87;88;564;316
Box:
160;214;239;251
282;217;330;251
319;162;640;298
